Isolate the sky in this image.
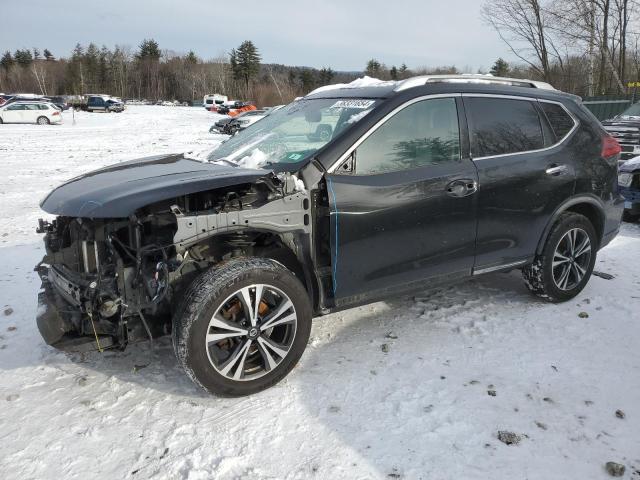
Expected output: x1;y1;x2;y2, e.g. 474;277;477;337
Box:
1;0;513;72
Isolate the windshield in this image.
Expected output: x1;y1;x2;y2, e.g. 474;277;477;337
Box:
207;97;380;168
619;102;640;117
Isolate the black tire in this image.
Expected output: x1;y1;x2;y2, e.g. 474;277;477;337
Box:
522;213;598;302
172;257;312;397
622;210;638;223
36;116;50;125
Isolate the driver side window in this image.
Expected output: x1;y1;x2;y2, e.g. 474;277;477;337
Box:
354;98;460;175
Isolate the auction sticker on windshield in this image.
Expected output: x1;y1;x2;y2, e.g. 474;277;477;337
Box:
330;99;376;109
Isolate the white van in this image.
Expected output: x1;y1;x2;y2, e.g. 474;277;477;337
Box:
203;94;228;111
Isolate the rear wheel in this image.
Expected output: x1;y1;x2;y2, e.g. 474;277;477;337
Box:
173;258;312;396
522;213;597;302
36;116;50;125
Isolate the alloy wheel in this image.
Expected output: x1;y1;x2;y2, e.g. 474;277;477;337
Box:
205;284;298;381
552;227;592;291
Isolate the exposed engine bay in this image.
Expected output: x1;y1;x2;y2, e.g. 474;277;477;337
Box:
35;172;315;352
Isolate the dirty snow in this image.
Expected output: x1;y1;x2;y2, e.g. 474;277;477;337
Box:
1;106;640;480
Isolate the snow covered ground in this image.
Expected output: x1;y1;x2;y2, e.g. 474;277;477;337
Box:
1;106;639;480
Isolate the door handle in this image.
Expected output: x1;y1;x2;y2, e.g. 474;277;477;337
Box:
545;164;568;176
446;179;477;197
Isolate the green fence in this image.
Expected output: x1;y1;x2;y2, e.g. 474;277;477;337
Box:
582;95;635;121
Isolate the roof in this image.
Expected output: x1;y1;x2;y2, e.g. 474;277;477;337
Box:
394;74;555;91
304;74;561;101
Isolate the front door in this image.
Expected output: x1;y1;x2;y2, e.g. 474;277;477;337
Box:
327;96;478;304
3;104;25;123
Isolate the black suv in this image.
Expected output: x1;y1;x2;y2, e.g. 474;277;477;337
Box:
35;75;623;396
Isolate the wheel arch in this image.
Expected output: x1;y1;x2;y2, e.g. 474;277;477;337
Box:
189;229;321;313
536;195;606;255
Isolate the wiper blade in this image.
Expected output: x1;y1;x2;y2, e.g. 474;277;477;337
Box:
208;157;238;167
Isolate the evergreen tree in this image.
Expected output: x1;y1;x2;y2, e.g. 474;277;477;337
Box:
230;40;261;91
399;63;409;78
14;49;33;67
137;39;161;61
99;46;110;91
390;65;399;80
33;48;41;60
490;58;510;77
43;49;54;61
299;69;316;93
84;43;100;90
0;51;14;71
365;59;381;77
184;51;198;65
318;67;335;85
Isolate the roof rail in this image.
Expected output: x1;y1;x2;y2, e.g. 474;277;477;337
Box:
394;74;555;92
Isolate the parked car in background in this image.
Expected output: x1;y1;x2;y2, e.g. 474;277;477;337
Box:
0;101;62;124
602;102;640;161
217;101;257;116
209;109;267;134
619;156;640;221
2;95;62;111
225;109;268;134
35;74;622;397
86;95;125;113
43;96;70;111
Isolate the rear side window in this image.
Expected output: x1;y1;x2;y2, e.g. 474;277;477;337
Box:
355;98;461;175
466;97;544;157
540;102;575;141
38;104;49;110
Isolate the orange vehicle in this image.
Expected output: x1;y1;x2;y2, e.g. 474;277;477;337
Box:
218;101;257;117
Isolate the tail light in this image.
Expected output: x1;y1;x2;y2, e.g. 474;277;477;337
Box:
52;111;60;116
601;134;621;160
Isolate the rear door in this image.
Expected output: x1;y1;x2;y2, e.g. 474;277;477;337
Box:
24;104;41;123
463;95;577;272
326;96;478;304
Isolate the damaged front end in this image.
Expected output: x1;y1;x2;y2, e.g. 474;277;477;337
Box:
35;166;313;353
35;215;172;352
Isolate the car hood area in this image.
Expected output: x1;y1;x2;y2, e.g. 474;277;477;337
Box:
40;153;268;218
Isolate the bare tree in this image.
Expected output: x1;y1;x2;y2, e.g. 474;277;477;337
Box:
482;0;559;81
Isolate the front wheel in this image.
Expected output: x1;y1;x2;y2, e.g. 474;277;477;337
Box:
522;213;597;302
173;258;312;396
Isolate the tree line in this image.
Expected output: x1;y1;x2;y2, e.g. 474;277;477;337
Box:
0;39;362;106
481;0;640;96
3;7;640;108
